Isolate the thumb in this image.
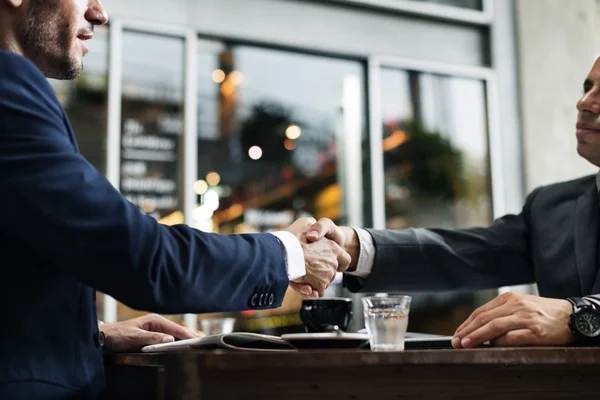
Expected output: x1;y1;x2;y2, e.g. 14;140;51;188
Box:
306;218;339;243
305;223;326;242
141;332;175;346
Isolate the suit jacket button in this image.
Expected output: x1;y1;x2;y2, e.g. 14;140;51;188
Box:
96;331;105;348
250;294;258;307
259;293;265;306
268;294;275;306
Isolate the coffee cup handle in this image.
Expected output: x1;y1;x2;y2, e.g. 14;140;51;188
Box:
324;325;342;334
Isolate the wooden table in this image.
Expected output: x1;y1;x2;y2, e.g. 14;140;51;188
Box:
104;347;600;399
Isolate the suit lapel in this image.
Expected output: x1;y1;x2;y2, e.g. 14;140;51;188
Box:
574;185;599;295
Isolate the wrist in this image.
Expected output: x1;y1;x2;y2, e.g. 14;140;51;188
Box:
561;300;577;345
566;297;600;345
341;227;360;271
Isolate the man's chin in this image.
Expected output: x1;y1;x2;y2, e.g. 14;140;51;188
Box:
45;59;83;80
577;143;600;168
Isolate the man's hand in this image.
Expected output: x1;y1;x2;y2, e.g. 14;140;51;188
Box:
305;218;359;271
452;292;575;348
285;217;351;298
99;314;203;354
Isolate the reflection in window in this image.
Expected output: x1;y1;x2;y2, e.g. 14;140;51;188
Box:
49;25;109;320
381;68;492;334
120;31;184;223
382;71;491;230
407;0;483;10
118;31;185;322
195;44;367;334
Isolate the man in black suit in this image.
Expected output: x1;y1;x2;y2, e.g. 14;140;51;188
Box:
0;0;348;398
301;57;600;350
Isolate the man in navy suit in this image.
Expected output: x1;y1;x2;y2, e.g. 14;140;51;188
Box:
0;0;350;398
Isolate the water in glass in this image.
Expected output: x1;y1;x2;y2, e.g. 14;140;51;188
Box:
365;308;409;351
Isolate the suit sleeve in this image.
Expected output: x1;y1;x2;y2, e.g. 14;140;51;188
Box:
343;189;541;294
0;52;289;314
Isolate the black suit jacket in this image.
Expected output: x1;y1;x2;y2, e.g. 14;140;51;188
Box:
345;174;600;299
0;51;289;399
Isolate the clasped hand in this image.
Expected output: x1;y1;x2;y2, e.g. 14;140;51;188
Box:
286;217;351;298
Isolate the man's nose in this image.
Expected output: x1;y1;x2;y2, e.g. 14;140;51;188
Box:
85;0;108;26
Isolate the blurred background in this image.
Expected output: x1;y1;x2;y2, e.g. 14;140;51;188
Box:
48;0;600;335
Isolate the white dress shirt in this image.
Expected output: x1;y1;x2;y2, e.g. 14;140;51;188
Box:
270;231;306;280
345;228;376;278
274;228;376;281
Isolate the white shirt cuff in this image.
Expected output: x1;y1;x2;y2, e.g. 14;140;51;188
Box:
270;231;306;281
345;228;374;278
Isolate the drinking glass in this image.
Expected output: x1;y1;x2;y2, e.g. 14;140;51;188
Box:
362;295;411;351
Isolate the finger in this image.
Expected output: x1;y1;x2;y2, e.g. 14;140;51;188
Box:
455;303;516;340
143;315;200;340
121;329;177;353
288;217;317;235
290;278;319;299
306;278;327;295
290;282;314;297
455;294;512;335
142;331;176;346
306;218;342;243
460;315;528;348
491;329;536;347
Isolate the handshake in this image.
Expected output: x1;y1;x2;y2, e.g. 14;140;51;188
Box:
284;217;358;298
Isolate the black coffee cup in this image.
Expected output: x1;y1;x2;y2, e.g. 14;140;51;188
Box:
300;298;353;333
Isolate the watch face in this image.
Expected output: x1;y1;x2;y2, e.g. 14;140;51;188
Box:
575;310;600;337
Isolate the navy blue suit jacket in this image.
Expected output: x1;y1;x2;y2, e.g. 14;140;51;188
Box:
0;50;289;399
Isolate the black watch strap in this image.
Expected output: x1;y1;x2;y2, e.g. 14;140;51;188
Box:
567;297;589;310
585;295;600;307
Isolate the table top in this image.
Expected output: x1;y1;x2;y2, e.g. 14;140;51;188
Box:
110;347;600;370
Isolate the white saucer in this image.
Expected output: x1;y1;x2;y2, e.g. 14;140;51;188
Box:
282;332;370;341
281;332;370;349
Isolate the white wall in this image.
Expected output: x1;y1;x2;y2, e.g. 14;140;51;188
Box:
516;0;600;193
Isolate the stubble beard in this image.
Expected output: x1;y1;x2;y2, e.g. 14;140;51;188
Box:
17;2;82;80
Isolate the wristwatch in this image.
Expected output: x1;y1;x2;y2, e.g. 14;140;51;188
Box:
566;297;600;343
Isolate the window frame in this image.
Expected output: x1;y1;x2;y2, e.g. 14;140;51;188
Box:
368;55;505;229
104;21;199;328
322;0;494;25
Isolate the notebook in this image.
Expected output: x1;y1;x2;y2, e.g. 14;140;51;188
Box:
141;332;295;353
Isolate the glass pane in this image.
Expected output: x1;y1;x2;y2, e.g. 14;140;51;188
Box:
195;44;367;334
418;73;491;227
407;0;483;10
118;31;185;323
48;25;109;320
380;67;492;334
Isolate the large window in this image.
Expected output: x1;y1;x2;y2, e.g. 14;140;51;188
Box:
117;31;186;322
378;66;493;334
381;69;491;230
195;43;367;333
